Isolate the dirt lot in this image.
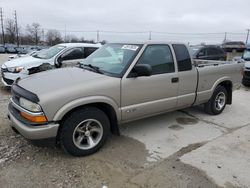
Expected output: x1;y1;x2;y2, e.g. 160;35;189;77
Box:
0;54;249;188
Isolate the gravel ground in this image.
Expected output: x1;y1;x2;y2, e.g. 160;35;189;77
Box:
0;54;232;188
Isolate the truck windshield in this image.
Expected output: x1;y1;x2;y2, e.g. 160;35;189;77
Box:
81;43;142;77
243;49;250;61
32;45;65;59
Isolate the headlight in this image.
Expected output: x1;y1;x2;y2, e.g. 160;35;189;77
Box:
19;97;42;112
7;67;24;73
7;67;15;72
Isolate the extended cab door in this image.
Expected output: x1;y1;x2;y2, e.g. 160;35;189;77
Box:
172;44;197;108
121;44;179;121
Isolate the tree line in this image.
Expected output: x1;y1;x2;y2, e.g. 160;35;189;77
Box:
1;18;102;46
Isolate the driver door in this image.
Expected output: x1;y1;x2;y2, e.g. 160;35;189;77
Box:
121;44;179;121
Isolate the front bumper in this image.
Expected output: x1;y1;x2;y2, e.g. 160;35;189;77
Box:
1;66;27;86
1;77;13;86
8;102;60;141
1;72;20;86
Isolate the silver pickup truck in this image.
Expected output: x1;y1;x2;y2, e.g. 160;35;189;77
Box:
8;42;243;156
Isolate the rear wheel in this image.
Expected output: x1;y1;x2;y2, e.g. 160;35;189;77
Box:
60;107;110;156
204;86;228;115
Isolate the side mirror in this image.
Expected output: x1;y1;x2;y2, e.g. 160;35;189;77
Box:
58;56;63;63
55;56;63;68
128;64;152;78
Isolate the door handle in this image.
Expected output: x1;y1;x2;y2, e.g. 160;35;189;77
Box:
171;77;179;83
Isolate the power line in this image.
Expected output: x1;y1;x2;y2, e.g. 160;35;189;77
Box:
0;7;5;45
43;28;97;33
152;31;225;35
100;30;147;34
41;27;249;36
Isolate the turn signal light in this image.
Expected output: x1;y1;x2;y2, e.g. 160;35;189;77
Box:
20;112;48;123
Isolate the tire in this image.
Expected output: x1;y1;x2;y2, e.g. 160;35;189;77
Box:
11;127;20;134
60;106;110;156
242;81;250;87
204;86;228;115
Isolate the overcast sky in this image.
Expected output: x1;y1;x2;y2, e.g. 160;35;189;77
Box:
1;0;250;44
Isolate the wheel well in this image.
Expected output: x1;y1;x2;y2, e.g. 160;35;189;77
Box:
218;81;232;104
56;103;120;142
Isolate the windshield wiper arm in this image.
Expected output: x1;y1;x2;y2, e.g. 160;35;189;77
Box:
80;64;103;74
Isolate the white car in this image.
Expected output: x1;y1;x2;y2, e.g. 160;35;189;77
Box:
8;50;39;60
1;43;101;86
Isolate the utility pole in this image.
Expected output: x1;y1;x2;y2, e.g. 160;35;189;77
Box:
224;32;227;42
246;29;250;44
42;29;45;45
14;10;19;47
97;30;100;43
0;8;5;45
149;31;152;40
64;24;66;42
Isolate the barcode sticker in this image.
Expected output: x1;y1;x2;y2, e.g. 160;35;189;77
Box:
121;45;139;51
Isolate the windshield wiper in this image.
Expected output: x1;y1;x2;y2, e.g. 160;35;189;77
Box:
80;64;103;74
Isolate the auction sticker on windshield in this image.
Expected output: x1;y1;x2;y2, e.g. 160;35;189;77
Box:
121;45;139;51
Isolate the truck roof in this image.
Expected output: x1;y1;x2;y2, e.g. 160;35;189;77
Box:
58;43;102;48
111;41;187;45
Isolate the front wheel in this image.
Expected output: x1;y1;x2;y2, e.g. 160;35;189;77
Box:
204;86;228;115
60;107;110;156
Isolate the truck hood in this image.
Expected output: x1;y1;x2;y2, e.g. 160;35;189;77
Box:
18;67;106;96
4;56;47;68
17;67;121;121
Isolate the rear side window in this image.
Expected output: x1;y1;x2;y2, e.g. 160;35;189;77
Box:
173;44;192;71
84;47;98;58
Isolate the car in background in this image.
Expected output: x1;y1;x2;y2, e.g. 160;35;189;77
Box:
15;47;28;54
1;43;101;86
222;41;246;52
0;46;5;53
8;50;39;60
191;45;227;60
242;47;250;86
5;46;17;54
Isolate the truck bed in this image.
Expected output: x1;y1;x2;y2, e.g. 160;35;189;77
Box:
193;59;240;67
193;59;243;105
